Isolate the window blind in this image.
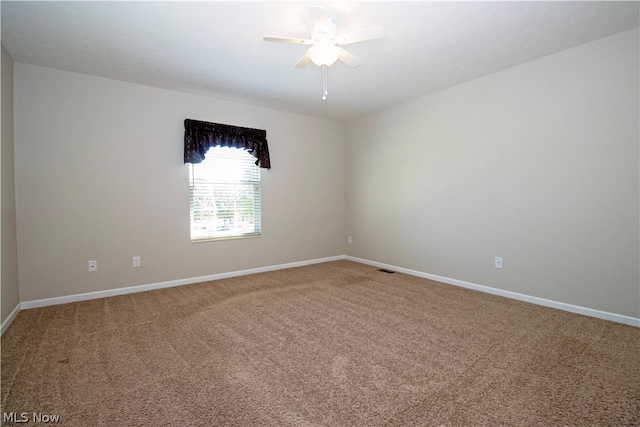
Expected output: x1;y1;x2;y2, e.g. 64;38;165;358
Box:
189;147;261;241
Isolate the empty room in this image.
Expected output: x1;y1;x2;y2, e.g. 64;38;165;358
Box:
1;1;638;425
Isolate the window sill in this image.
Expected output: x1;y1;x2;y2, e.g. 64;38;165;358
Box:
190;233;261;243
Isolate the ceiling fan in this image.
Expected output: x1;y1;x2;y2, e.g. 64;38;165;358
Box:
263;6;383;100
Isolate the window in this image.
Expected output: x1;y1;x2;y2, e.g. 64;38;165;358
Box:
189;146;261;241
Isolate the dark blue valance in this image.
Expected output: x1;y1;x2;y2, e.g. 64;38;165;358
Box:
184;119;271;169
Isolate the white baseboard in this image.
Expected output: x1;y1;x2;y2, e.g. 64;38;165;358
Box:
21;255;345;310
346;256;640;328
4;254;637;334
3;255;345;334
1;303;21;335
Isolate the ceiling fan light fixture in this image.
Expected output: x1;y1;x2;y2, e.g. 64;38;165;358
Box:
308;39;340;67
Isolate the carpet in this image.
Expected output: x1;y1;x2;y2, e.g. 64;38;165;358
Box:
2;260;639;426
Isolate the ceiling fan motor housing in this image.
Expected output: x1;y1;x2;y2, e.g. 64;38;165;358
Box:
313;17;338;42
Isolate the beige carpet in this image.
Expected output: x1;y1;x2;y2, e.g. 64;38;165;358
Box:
2;260;639;426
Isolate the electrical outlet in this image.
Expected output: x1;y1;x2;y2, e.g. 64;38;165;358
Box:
88;260;98;272
494;256;503;269
348;236;353;244
132;256;141;268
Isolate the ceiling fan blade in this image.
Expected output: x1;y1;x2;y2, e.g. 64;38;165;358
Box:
337;26;384;45
309;6;329;35
295;53;312;69
263;36;311;45
338;48;362;68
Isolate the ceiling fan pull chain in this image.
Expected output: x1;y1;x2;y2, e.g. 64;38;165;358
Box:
322;64;328;100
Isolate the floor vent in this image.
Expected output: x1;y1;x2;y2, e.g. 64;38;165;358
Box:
378;269;396;274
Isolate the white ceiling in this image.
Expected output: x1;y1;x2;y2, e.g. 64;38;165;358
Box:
2;1;638;122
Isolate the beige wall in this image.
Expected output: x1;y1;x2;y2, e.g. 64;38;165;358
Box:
345;28;640;318
2;44;20;324
9;28;640;321
14;64;345;301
